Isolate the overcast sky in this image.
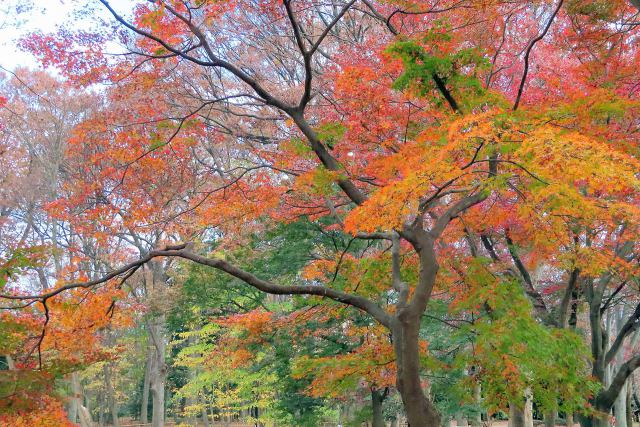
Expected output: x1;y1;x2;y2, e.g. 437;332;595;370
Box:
0;0;132;71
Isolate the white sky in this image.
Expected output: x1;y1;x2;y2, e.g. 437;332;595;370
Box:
0;0;132;71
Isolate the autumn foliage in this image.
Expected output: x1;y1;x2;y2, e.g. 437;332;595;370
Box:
1;0;640;425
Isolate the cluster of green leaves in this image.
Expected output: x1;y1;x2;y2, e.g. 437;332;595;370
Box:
0;246;46;290
451;259;599;414
167;219;365;425
566;0;618;21
386;34;494;111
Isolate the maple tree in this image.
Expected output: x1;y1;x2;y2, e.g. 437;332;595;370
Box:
1;0;640;426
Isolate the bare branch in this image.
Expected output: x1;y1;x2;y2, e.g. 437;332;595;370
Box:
513;0;564;110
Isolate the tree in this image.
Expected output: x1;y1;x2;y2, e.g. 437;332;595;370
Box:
3;1;640;425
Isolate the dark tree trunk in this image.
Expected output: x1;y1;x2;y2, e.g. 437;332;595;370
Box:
393;319;441;427
372;389;386;427
509;403;526;427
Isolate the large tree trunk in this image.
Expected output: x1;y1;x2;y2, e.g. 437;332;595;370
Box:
150;371;166;427
393;318;441;427
372;389;385;427
509;390;533;427
149;316;167;427
544;411;557;427
509;403;526;427
146;258;171;427
614;381;628;427
68;372;82;423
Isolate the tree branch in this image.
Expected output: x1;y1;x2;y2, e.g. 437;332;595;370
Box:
99;0;292;111
559;268;580;328
513;0;564;110
505;232;547;316
605;303;640;365
597;354;640;410
0;244;392;328
430;192;487;238
391;232;409;308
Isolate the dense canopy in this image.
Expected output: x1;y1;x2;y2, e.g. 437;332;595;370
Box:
0;1;639;426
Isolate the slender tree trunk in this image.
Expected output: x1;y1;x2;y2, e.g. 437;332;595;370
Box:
584;280;610;427
84;389;92;418
150;374;165;427
78;405;93;427
524;390;534;427
5;354;15;370
471;382;482;427
625;382;633;427
68;372;82;423
545;411;557;427
200;396;211;427
566;412;574;427
185;397;196;426
104;362;120;427
456;411;468;427
98;390;106;427
372;389;385;427
141;349;151;423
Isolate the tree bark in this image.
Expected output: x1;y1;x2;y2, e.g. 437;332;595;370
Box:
141;349;151;423
103;362;120;427
393;319;441;427
584;245;639;426
78;405;93;427
509;402;526;427
149;316;167;427
200;396;211;427
5;354;15;370
471;382;482;427
98;390;106;426
509;390;533;427
68;372;82;424
614;381;628;427
626;382;633;427
372;389;385;427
